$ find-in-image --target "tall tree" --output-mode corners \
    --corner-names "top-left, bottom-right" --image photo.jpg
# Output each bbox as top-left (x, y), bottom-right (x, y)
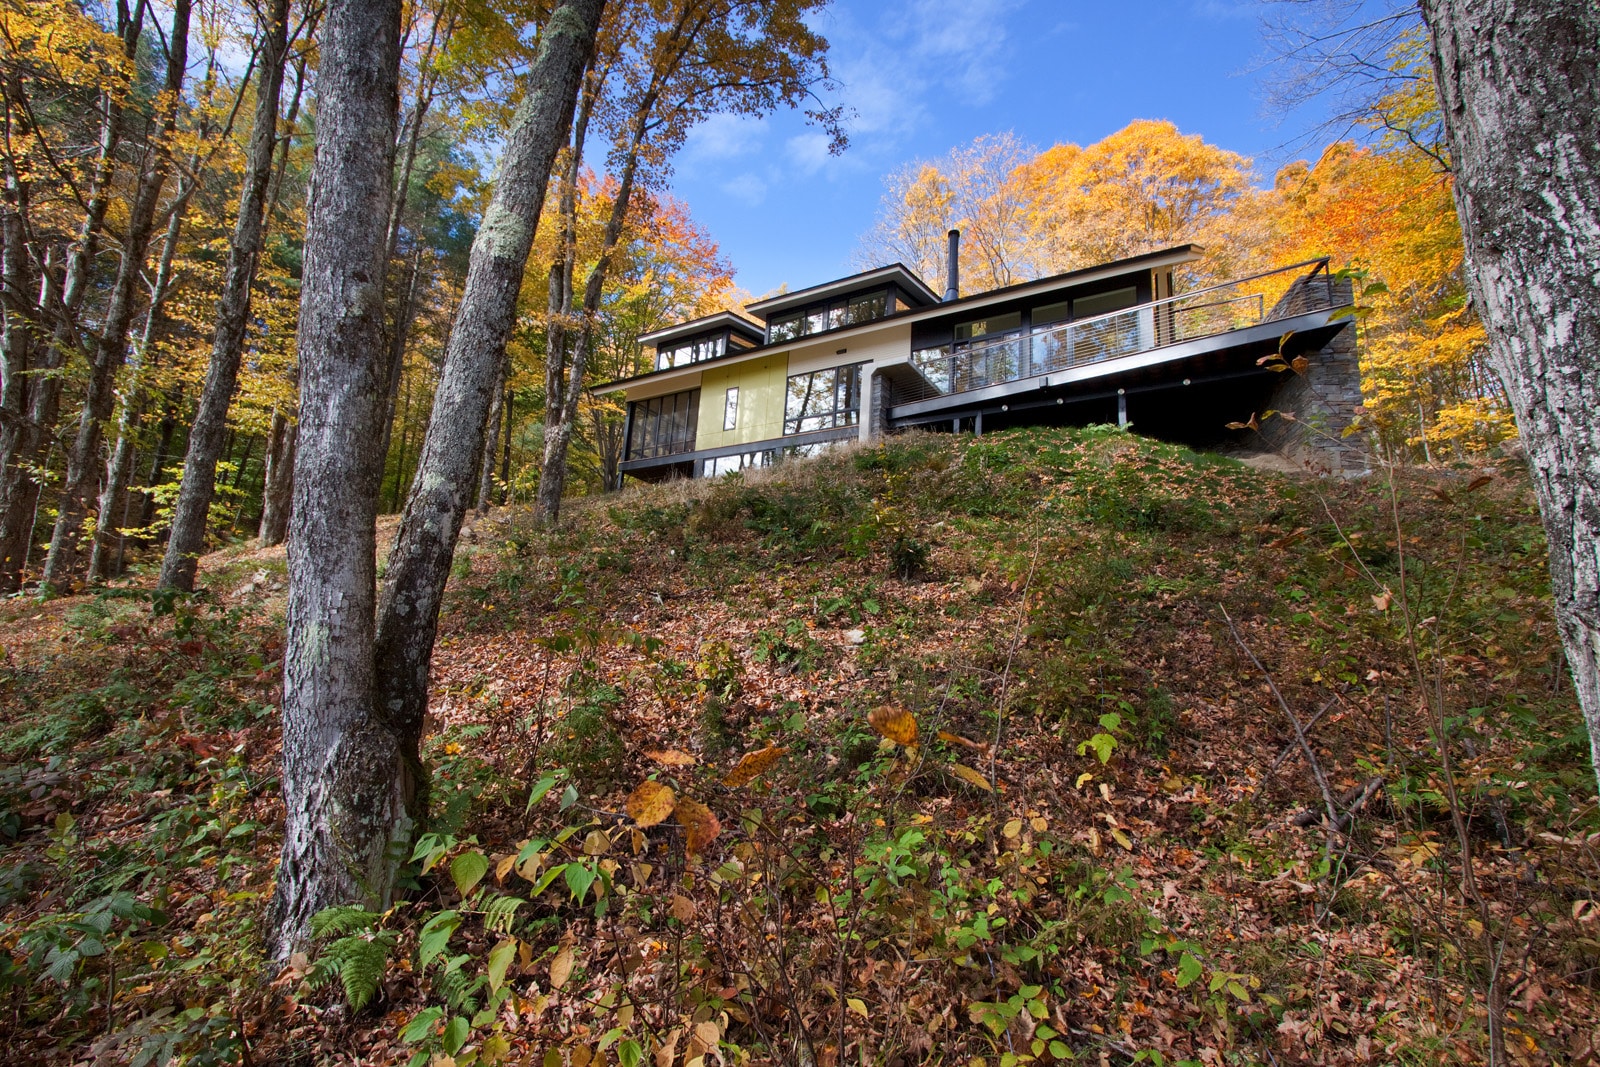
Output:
top-left (535, 0), bottom-right (841, 524)
top-left (271, 0), bottom-right (606, 957)
top-left (1419, 1), bottom-right (1600, 790)
top-left (41, 0), bottom-right (192, 588)
top-left (158, 0), bottom-right (292, 591)
top-left (370, 0), bottom-right (605, 842)
top-left (268, 0), bottom-right (406, 957)
top-left (0, 0), bottom-right (145, 591)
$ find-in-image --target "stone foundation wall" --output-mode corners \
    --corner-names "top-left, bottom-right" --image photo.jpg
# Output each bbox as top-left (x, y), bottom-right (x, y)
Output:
top-left (1257, 319), bottom-right (1368, 473)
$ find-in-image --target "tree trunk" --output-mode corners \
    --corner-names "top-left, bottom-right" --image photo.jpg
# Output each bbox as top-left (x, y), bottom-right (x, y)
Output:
top-left (376, 248), bottom-right (422, 483)
top-left (0, 2), bottom-right (145, 592)
top-left (475, 357), bottom-right (506, 514)
top-left (1421, 0), bottom-right (1600, 818)
top-left (372, 0), bottom-right (604, 782)
top-left (88, 203), bottom-right (186, 580)
top-left (535, 92), bottom-right (650, 526)
top-left (160, 0), bottom-right (289, 592)
top-left (267, 0), bottom-right (405, 960)
top-left (257, 409), bottom-right (295, 547)
top-left (42, 0), bottom-right (191, 590)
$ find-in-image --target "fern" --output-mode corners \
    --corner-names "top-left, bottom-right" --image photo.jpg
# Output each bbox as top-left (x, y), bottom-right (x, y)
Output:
top-left (311, 905), bottom-right (382, 939)
top-left (306, 906), bottom-right (395, 1013)
top-left (481, 894), bottom-right (524, 934)
top-left (333, 935), bottom-right (391, 1012)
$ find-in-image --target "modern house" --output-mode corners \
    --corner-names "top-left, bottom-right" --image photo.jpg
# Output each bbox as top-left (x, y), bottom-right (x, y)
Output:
top-left (596, 233), bottom-right (1362, 482)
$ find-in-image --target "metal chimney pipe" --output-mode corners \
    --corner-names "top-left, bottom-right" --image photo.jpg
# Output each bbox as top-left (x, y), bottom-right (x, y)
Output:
top-left (943, 228), bottom-right (960, 302)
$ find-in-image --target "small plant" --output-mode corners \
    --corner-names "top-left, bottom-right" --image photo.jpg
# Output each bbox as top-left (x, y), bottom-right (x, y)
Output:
top-left (306, 906), bottom-right (396, 1013)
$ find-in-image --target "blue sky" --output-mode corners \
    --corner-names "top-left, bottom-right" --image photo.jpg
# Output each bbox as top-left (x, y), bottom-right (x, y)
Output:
top-left (667, 0), bottom-right (1343, 298)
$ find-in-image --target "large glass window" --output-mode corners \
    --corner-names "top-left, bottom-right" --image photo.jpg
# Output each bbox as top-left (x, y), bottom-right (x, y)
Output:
top-left (626, 389), bottom-right (700, 460)
top-left (784, 363), bottom-right (864, 435)
top-left (954, 311), bottom-right (1021, 342)
top-left (765, 289), bottom-right (893, 344)
top-left (655, 332), bottom-right (726, 371)
top-left (723, 387), bottom-right (739, 431)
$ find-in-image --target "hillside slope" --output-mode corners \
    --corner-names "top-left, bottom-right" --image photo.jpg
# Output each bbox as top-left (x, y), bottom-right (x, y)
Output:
top-left (1, 426), bottom-right (1593, 1066)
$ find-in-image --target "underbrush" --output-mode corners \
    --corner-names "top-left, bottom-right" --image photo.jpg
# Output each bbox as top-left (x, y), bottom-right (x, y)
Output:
top-left (2, 425), bottom-right (1594, 1065)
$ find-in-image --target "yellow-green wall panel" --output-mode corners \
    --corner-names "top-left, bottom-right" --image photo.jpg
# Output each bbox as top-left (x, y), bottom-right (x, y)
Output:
top-left (695, 353), bottom-right (790, 450)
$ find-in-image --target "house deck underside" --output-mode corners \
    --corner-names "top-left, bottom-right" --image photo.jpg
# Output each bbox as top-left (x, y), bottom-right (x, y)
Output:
top-left (886, 309), bottom-right (1347, 446)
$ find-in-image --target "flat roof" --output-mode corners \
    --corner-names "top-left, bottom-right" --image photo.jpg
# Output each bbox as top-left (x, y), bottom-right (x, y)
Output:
top-left (744, 263), bottom-right (941, 318)
top-left (597, 244), bottom-right (1204, 393)
top-left (637, 310), bottom-right (765, 347)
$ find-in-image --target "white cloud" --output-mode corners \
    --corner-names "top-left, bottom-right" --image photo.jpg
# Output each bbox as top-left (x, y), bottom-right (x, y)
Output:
top-left (785, 133), bottom-right (836, 176)
top-left (682, 113), bottom-right (768, 164)
top-left (822, 0), bottom-right (1023, 150)
top-left (721, 173), bottom-right (769, 206)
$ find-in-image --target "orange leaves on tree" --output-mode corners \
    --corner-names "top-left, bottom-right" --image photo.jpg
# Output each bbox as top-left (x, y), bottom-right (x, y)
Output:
top-left (722, 744), bottom-right (786, 788)
top-left (868, 705), bottom-right (918, 745)
top-left (674, 797), bottom-right (721, 857)
top-left (626, 780), bottom-right (676, 828)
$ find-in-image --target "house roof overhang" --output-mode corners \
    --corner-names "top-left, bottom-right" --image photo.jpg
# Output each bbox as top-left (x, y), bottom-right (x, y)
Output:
top-left (744, 263), bottom-right (941, 319)
top-left (595, 245), bottom-right (1205, 395)
top-left (638, 310), bottom-right (764, 348)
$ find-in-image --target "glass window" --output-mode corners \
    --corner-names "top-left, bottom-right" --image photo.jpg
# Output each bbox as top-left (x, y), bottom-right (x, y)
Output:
top-left (723, 387), bottom-right (739, 431)
top-left (954, 311), bottom-right (1021, 341)
top-left (804, 307), bottom-right (828, 336)
top-left (703, 449), bottom-right (774, 477)
top-left (847, 290), bottom-right (888, 325)
top-left (1032, 300), bottom-right (1071, 327)
top-left (784, 363), bottom-right (864, 435)
top-left (626, 389), bottom-right (700, 459)
top-left (1072, 287), bottom-right (1138, 320)
top-left (769, 314), bottom-right (802, 343)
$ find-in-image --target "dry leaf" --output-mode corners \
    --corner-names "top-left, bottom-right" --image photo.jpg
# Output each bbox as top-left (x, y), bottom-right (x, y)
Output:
top-left (494, 853), bottom-right (516, 883)
top-left (722, 744), bottom-right (787, 788)
top-left (549, 945), bottom-right (574, 990)
top-left (690, 1020), bottom-right (721, 1056)
top-left (949, 762), bottom-right (993, 792)
top-left (1465, 474), bottom-right (1493, 493)
top-left (676, 797), bottom-right (722, 856)
top-left (868, 704), bottom-right (918, 745)
top-left (582, 829), bottom-right (611, 856)
top-left (644, 748), bottom-right (697, 766)
top-left (626, 780), bottom-right (677, 828)
top-left (670, 893), bottom-right (696, 921)
top-left (937, 729), bottom-right (988, 752)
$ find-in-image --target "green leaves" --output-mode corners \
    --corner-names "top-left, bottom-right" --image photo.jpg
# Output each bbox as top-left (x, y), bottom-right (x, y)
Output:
top-left (450, 850), bottom-right (490, 898)
top-left (417, 910), bottom-right (461, 969)
top-left (1176, 951), bottom-right (1203, 988)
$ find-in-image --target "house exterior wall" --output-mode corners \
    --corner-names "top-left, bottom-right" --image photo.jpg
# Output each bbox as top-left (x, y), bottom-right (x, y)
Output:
top-left (694, 353), bottom-right (790, 452)
top-left (1258, 318), bottom-right (1368, 472)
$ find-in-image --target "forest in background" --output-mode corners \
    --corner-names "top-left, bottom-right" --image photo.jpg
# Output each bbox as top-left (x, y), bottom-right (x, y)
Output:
top-left (0, 0), bottom-right (1505, 601)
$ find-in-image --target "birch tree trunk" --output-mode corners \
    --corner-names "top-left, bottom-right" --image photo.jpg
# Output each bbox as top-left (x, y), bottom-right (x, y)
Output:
top-left (42, 0), bottom-right (191, 589)
top-left (1421, 0), bottom-right (1600, 795)
top-left (160, 0), bottom-right (290, 592)
top-left (267, 0), bottom-right (404, 958)
top-left (373, 0), bottom-right (605, 759)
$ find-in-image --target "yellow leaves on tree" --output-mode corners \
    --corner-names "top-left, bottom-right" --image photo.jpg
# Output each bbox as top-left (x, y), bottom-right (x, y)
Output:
top-left (858, 122), bottom-right (1259, 293)
top-left (1265, 33), bottom-right (1510, 459)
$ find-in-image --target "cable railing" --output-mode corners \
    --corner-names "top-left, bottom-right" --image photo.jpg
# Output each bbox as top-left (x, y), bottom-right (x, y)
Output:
top-left (897, 258), bottom-right (1346, 406)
